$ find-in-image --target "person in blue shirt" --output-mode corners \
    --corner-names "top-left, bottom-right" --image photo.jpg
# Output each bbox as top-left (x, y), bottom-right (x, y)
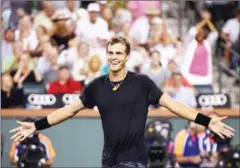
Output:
top-left (174, 121), bottom-right (203, 168)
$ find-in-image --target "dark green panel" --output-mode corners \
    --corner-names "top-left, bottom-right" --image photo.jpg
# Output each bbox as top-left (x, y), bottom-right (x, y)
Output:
top-left (1, 117), bottom-right (239, 167)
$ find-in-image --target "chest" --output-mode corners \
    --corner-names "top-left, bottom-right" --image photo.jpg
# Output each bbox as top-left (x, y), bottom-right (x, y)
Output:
top-left (95, 80), bottom-right (146, 108)
top-left (184, 136), bottom-right (200, 155)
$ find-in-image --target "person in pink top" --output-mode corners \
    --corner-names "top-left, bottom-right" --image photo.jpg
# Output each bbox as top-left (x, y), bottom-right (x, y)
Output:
top-left (127, 1), bottom-right (161, 21)
top-left (181, 11), bottom-right (218, 86)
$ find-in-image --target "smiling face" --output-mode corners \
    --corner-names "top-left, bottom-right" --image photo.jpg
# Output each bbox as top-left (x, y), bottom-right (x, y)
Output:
top-left (107, 43), bottom-right (128, 73)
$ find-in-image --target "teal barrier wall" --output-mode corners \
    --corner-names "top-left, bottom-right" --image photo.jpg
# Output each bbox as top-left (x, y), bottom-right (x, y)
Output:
top-left (2, 117), bottom-right (239, 167)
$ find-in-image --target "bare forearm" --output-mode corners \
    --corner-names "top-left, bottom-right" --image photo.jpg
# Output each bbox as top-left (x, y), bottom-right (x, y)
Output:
top-left (167, 100), bottom-right (198, 121)
top-left (33, 69), bottom-right (42, 82)
top-left (160, 93), bottom-right (198, 121)
top-left (47, 99), bottom-right (84, 126)
top-left (195, 20), bottom-right (206, 32)
top-left (13, 70), bottom-right (22, 82)
top-left (175, 156), bottom-right (190, 163)
top-left (206, 20), bottom-right (217, 32)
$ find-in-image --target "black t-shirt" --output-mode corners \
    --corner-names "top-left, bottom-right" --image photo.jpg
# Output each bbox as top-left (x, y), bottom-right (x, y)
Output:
top-left (80, 71), bottom-right (163, 166)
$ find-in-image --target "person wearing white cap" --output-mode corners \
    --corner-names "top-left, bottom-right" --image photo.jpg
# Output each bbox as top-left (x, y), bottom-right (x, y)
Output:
top-left (75, 2), bottom-right (109, 48)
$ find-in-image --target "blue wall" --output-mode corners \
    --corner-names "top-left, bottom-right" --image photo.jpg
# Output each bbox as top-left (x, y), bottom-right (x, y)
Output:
top-left (2, 117), bottom-right (239, 167)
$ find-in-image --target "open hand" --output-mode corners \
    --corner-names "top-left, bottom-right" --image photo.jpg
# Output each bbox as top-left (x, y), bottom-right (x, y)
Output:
top-left (9, 121), bottom-right (36, 142)
top-left (208, 116), bottom-right (234, 139)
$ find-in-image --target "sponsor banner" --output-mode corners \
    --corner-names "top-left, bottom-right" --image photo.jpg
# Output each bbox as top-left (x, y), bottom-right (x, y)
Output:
top-left (24, 94), bottom-right (81, 109)
top-left (196, 93), bottom-right (231, 108)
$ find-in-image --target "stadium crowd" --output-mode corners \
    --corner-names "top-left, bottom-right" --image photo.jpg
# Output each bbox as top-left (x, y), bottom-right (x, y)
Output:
top-left (2, 0), bottom-right (239, 109)
top-left (1, 1), bottom-right (240, 167)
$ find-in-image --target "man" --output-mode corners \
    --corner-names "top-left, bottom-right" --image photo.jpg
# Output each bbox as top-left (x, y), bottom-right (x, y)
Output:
top-left (10, 36), bottom-right (234, 168)
top-left (164, 72), bottom-right (197, 107)
top-left (48, 65), bottom-right (84, 94)
top-left (174, 121), bottom-right (203, 168)
top-left (221, 8), bottom-right (240, 66)
top-left (75, 2), bottom-right (109, 48)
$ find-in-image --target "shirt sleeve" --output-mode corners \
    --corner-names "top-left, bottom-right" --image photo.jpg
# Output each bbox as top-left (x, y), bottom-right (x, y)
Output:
top-left (140, 75), bottom-right (163, 105)
top-left (79, 79), bottom-right (96, 109)
top-left (174, 130), bottom-right (187, 156)
top-left (222, 20), bottom-right (231, 34)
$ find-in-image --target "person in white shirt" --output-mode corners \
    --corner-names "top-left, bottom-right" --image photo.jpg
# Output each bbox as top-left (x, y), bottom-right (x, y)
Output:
top-left (58, 42), bottom-right (90, 82)
top-left (75, 3), bottom-right (109, 48)
top-left (59, 0), bottom-right (89, 22)
top-left (221, 8), bottom-right (240, 66)
top-left (181, 11), bottom-right (218, 86)
top-left (129, 6), bottom-right (161, 45)
top-left (15, 15), bottom-right (38, 52)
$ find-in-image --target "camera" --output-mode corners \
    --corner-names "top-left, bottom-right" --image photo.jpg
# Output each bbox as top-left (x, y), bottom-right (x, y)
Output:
top-left (216, 144), bottom-right (240, 168)
top-left (16, 132), bottom-right (47, 168)
top-left (145, 119), bottom-right (174, 168)
top-left (16, 118), bottom-right (48, 168)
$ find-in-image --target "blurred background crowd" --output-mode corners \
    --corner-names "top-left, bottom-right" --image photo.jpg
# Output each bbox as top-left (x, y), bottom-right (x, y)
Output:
top-left (1, 0), bottom-right (240, 168)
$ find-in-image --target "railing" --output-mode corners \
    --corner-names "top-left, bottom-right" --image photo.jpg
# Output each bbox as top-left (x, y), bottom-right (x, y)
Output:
top-left (1, 108), bottom-right (239, 118)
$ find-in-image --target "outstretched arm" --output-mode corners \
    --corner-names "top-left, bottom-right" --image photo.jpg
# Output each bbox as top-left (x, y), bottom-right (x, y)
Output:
top-left (10, 98), bottom-right (85, 142)
top-left (159, 93), bottom-right (234, 139)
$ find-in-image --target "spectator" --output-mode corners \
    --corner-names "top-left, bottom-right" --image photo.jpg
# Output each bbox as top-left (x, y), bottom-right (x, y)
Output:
top-left (30, 26), bottom-right (49, 57)
top-left (127, 1), bottom-right (161, 21)
top-left (102, 7), bottom-right (113, 31)
top-left (174, 121), bottom-right (203, 168)
top-left (2, 40), bottom-right (25, 74)
top-left (1, 73), bottom-right (24, 108)
top-left (129, 5), bottom-right (160, 45)
top-left (7, 0), bottom-right (29, 29)
top-left (13, 53), bottom-right (42, 85)
top-left (9, 117), bottom-right (56, 166)
top-left (48, 65), bottom-right (83, 94)
top-left (37, 42), bottom-right (59, 88)
top-left (75, 3), bottom-right (109, 48)
top-left (164, 72), bottom-right (197, 107)
top-left (15, 15), bottom-right (38, 52)
top-left (197, 121), bottom-right (218, 167)
top-left (1, 27), bottom-right (15, 59)
top-left (164, 60), bottom-right (194, 90)
top-left (33, 1), bottom-right (55, 33)
top-left (221, 8), bottom-right (240, 66)
top-left (85, 55), bottom-right (102, 85)
top-left (61, 0), bottom-right (88, 22)
top-left (181, 11), bottom-right (218, 86)
top-left (58, 42), bottom-right (89, 81)
top-left (51, 10), bottom-right (76, 51)
top-left (142, 50), bottom-right (168, 89)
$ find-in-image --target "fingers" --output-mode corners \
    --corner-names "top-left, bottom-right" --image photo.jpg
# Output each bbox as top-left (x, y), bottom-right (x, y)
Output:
top-left (10, 132), bottom-right (21, 140)
top-left (13, 134), bottom-right (24, 142)
top-left (223, 124), bottom-right (235, 132)
top-left (221, 129), bottom-right (233, 138)
top-left (9, 126), bottom-right (22, 133)
top-left (217, 132), bottom-right (225, 140)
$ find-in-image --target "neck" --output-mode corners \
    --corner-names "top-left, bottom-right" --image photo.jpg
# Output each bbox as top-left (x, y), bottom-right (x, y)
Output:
top-left (59, 79), bottom-right (68, 85)
top-left (151, 64), bottom-right (160, 70)
top-left (109, 68), bottom-right (126, 82)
